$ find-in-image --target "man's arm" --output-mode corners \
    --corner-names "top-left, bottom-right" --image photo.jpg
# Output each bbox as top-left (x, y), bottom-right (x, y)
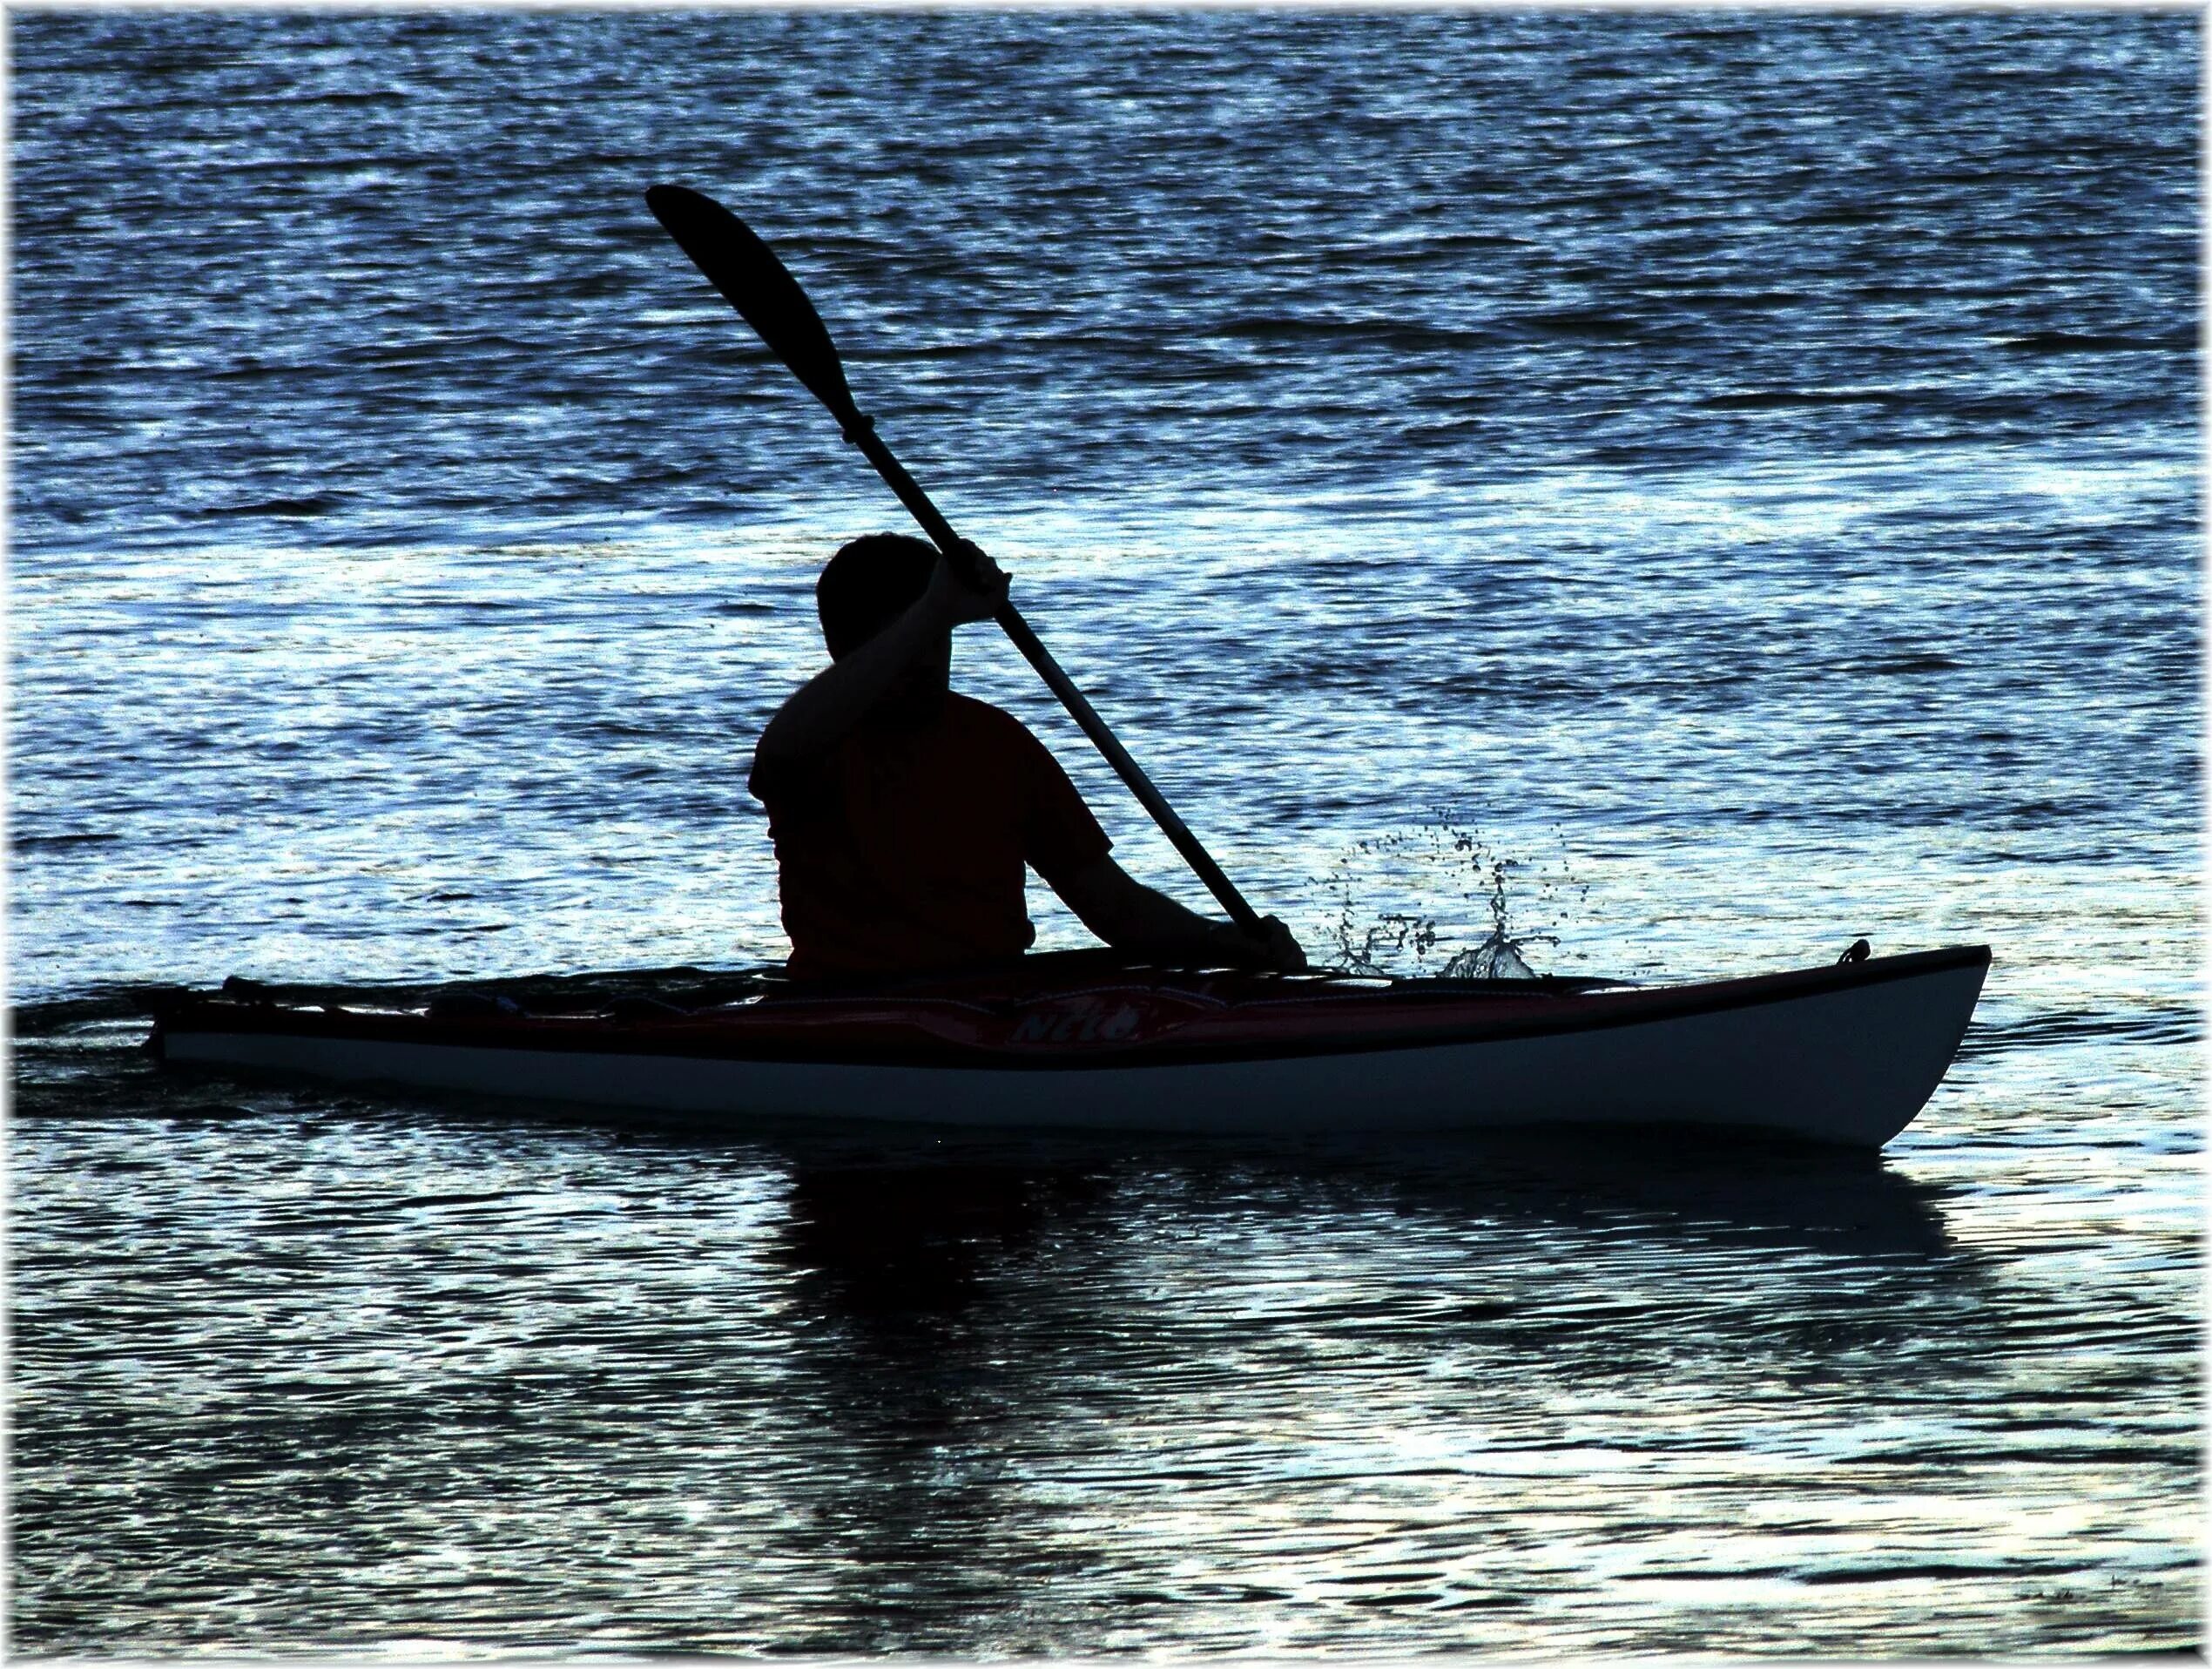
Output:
top-left (1053, 855), bottom-right (1307, 971)
top-left (753, 544), bottom-right (1005, 771)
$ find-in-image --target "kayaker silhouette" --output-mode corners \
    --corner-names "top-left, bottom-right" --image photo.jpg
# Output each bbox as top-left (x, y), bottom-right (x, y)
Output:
top-left (749, 532), bottom-right (1308, 982)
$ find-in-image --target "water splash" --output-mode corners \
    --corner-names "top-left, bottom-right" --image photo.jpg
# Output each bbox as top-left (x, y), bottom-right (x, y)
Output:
top-left (1313, 814), bottom-right (1588, 980)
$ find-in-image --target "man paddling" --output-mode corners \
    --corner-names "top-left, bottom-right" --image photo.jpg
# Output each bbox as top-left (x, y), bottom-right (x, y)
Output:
top-left (750, 533), bottom-right (1307, 981)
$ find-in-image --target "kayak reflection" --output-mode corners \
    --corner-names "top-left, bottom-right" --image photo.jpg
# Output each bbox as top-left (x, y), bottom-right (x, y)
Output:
top-left (773, 1159), bottom-right (1112, 1318)
top-left (754, 1127), bottom-right (1960, 1332)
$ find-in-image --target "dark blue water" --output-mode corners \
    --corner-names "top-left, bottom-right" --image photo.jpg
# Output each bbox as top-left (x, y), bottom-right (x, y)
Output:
top-left (10, 10), bottom-right (2201, 1655)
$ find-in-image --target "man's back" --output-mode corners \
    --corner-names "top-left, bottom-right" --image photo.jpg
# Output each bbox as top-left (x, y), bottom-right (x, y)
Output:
top-left (752, 693), bottom-right (1109, 980)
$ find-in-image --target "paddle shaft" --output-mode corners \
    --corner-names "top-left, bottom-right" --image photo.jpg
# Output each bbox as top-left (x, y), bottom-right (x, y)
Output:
top-left (845, 420), bottom-right (1264, 937)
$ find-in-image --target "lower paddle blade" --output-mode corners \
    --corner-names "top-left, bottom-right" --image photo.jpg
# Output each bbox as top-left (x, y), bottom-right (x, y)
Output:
top-left (645, 184), bottom-right (862, 426)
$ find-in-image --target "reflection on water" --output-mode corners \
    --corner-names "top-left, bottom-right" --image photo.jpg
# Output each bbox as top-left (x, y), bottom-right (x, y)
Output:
top-left (779, 1158), bottom-right (1113, 1316)
top-left (10, 1017), bottom-right (2198, 1653)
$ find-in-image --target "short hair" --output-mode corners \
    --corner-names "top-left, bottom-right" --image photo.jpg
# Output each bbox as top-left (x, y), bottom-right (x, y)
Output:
top-left (815, 533), bottom-right (937, 659)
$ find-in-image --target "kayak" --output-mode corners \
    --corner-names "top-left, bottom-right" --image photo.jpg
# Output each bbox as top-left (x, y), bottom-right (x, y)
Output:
top-left (145, 943), bottom-right (1990, 1149)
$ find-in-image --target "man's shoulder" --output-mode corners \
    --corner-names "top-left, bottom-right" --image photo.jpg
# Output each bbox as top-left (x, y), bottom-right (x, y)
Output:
top-left (943, 692), bottom-right (1041, 746)
top-left (941, 693), bottom-right (1071, 786)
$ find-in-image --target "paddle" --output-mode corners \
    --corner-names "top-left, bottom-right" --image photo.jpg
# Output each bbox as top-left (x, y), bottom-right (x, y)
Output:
top-left (644, 182), bottom-right (1267, 939)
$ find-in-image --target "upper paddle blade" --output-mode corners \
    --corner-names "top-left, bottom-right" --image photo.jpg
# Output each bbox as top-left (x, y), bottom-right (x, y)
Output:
top-left (645, 183), bottom-right (862, 425)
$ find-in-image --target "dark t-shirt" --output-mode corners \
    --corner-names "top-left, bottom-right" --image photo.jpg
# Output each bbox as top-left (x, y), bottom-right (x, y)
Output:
top-left (749, 693), bottom-right (1111, 980)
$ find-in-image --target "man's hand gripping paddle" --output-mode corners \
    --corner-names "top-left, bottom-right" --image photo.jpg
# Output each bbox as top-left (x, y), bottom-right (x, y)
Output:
top-left (644, 183), bottom-right (1271, 944)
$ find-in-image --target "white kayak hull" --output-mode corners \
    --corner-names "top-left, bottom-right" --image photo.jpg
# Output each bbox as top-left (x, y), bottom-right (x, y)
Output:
top-left (156, 947), bottom-right (1990, 1149)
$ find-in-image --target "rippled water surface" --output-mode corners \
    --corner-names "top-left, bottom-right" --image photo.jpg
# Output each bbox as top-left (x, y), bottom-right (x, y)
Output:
top-left (9, 10), bottom-right (2202, 1656)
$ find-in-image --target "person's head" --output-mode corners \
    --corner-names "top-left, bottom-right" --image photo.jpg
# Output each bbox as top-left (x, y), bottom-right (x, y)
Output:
top-left (816, 532), bottom-right (950, 720)
top-left (816, 532), bottom-right (937, 659)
